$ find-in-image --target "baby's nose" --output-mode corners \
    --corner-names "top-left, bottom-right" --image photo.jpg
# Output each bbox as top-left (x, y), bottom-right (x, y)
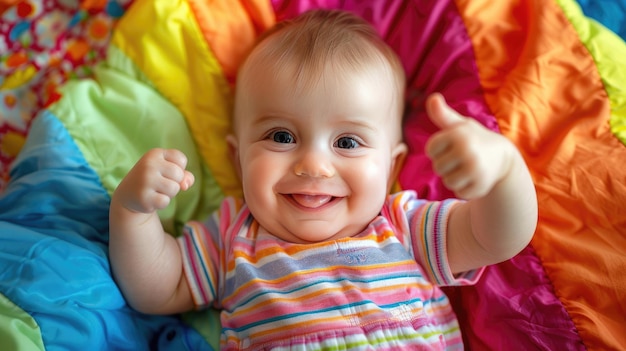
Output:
top-left (293, 149), bottom-right (335, 178)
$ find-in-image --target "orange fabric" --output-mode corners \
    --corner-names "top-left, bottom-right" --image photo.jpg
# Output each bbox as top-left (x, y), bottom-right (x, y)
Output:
top-left (456, 0), bottom-right (626, 349)
top-left (0, 0), bottom-right (19, 15)
top-left (187, 0), bottom-right (275, 84)
top-left (80, 0), bottom-right (107, 11)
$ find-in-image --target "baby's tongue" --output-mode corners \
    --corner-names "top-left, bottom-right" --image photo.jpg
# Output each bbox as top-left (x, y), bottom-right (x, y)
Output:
top-left (292, 194), bottom-right (332, 208)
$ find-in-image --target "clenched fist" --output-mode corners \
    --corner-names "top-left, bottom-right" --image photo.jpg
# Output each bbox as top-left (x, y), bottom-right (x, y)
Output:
top-left (114, 148), bottom-right (195, 214)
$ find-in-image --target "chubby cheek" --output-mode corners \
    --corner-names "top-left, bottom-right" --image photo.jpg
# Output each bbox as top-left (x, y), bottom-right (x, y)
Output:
top-left (343, 156), bottom-right (391, 212)
top-left (240, 151), bottom-right (282, 207)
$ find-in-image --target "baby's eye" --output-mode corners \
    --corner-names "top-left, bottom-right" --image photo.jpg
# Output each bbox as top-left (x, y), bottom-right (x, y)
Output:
top-left (335, 136), bottom-right (359, 149)
top-left (271, 131), bottom-right (295, 144)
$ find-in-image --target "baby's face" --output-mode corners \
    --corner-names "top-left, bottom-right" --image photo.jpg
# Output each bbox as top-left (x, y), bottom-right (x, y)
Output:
top-left (230, 62), bottom-right (406, 243)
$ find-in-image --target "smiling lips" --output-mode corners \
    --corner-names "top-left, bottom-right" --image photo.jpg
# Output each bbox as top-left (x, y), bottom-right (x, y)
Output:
top-left (289, 194), bottom-right (336, 209)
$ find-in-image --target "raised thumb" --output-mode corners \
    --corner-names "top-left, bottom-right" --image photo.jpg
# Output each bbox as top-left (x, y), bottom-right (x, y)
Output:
top-left (425, 93), bottom-right (465, 130)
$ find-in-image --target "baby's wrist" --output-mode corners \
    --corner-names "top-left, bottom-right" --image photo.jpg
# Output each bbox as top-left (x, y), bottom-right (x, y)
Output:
top-left (499, 140), bottom-right (524, 182)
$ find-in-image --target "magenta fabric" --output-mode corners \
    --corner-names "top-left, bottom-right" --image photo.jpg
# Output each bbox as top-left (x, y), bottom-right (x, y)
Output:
top-left (271, 1), bottom-right (577, 350)
top-left (271, 0), bottom-right (500, 200)
top-left (446, 249), bottom-right (584, 350)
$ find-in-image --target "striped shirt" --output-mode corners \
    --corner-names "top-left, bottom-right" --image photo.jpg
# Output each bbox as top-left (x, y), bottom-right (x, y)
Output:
top-left (178, 191), bottom-right (483, 350)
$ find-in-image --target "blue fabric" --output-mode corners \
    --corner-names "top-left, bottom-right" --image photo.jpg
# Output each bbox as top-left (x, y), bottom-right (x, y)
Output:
top-left (577, 0), bottom-right (626, 40)
top-left (0, 111), bottom-right (212, 351)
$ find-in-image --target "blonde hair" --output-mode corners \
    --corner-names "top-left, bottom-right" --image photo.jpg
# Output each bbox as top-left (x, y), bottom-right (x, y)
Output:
top-left (235, 9), bottom-right (406, 132)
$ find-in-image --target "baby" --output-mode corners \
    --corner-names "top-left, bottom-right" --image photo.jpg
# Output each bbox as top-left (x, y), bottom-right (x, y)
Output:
top-left (109, 9), bottom-right (537, 350)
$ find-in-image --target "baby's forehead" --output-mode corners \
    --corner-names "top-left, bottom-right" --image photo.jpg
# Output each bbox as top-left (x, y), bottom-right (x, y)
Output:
top-left (234, 62), bottom-right (403, 142)
top-left (238, 53), bottom-right (397, 114)
top-left (240, 41), bottom-right (396, 95)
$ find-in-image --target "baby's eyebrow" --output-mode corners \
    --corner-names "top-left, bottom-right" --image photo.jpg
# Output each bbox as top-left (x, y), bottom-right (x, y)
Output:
top-left (252, 114), bottom-right (291, 124)
top-left (249, 115), bottom-right (290, 129)
top-left (336, 118), bottom-right (378, 133)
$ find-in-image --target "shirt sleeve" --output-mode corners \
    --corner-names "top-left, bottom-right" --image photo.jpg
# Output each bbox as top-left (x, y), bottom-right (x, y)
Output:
top-left (177, 197), bottom-right (243, 309)
top-left (386, 191), bottom-right (484, 287)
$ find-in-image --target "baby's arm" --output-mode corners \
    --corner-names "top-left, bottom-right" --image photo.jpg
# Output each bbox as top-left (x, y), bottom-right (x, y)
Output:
top-left (424, 94), bottom-right (538, 274)
top-left (109, 148), bottom-right (196, 314)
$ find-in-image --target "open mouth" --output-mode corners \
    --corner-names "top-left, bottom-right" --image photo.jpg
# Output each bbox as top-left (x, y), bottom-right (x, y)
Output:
top-left (287, 194), bottom-right (338, 209)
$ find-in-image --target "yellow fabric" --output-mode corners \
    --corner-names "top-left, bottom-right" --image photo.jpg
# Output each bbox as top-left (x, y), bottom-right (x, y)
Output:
top-left (0, 64), bottom-right (37, 90)
top-left (111, 0), bottom-right (242, 198)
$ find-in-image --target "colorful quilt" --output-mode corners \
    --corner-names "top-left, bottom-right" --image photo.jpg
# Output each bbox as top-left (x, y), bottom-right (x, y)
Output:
top-left (0, 0), bottom-right (625, 350)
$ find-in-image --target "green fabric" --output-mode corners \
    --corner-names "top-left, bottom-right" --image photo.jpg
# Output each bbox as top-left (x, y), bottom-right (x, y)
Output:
top-left (105, 45), bottom-right (156, 92)
top-left (106, 33), bottom-right (224, 346)
top-left (49, 57), bottom-right (223, 235)
top-left (49, 39), bottom-right (224, 345)
top-left (0, 293), bottom-right (44, 351)
top-left (183, 309), bottom-right (222, 351)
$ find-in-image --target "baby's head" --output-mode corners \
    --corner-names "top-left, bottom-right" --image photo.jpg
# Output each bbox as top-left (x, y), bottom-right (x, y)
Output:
top-left (234, 9), bottom-right (406, 141)
top-left (229, 9), bottom-right (408, 243)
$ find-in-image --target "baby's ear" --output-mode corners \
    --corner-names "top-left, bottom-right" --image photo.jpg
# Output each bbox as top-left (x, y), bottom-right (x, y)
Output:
top-left (388, 142), bottom-right (408, 192)
top-left (226, 135), bottom-right (242, 180)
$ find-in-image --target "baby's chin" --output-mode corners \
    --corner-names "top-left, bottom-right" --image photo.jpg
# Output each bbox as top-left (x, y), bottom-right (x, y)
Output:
top-left (268, 222), bottom-right (365, 244)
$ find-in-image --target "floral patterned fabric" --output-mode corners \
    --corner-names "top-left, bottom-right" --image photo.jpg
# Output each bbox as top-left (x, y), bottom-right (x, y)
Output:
top-left (0, 0), bottom-right (132, 191)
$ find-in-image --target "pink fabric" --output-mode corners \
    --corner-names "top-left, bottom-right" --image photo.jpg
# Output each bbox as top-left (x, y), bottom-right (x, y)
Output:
top-left (446, 248), bottom-right (584, 350)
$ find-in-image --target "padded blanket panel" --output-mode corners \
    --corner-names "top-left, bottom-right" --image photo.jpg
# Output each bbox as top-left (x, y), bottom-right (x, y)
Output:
top-left (1, 0), bottom-right (625, 350)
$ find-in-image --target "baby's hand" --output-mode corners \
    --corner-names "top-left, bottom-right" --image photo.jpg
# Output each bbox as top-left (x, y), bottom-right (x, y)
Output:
top-left (425, 93), bottom-right (514, 199)
top-left (115, 148), bottom-right (195, 214)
